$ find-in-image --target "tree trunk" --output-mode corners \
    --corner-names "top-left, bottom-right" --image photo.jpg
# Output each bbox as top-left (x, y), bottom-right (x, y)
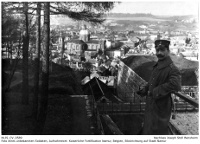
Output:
top-left (35, 2), bottom-right (50, 134)
top-left (32, 2), bottom-right (41, 120)
top-left (10, 41), bottom-right (13, 65)
top-left (61, 36), bottom-right (65, 65)
top-left (22, 2), bottom-right (29, 105)
top-left (5, 36), bottom-right (22, 92)
top-left (6, 42), bottom-right (8, 59)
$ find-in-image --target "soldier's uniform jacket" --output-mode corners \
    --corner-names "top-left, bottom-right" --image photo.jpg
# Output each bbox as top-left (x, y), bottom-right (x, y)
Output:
top-left (142, 56), bottom-right (181, 135)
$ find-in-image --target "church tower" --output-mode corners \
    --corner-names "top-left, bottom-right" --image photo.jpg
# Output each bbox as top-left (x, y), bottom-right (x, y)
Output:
top-left (79, 24), bottom-right (90, 42)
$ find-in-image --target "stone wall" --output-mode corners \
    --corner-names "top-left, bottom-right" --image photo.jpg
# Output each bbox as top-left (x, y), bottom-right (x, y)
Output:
top-left (116, 61), bottom-right (147, 102)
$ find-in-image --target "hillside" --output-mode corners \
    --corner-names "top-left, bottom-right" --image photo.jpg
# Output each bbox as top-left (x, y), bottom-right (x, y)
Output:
top-left (2, 62), bottom-right (84, 134)
top-left (123, 54), bottom-right (198, 70)
top-left (122, 55), bottom-right (157, 70)
top-left (123, 54), bottom-right (198, 86)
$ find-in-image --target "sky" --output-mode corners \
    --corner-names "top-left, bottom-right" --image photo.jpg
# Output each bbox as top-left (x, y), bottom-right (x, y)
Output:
top-left (110, 0), bottom-right (199, 16)
top-left (1, 0), bottom-right (199, 16)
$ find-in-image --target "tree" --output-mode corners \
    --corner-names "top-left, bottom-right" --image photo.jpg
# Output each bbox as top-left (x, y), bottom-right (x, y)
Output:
top-left (2, 2), bottom-right (37, 104)
top-left (61, 32), bottom-right (65, 65)
top-left (21, 2), bottom-right (30, 104)
top-left (50, 29), bottom-right (59, 43)
top-left (32, 2), bottom-right (41, 120)
top-left (34, 2), bottom-right (50, 134)
top-left (3, 2), bottom-right (116, 134)
top-left (2, 4), bottom-right (23, 92)
top-left (49, 2), bottom-right (115, 24)
top-left (2, 3), bottom-right (22, 60)
top-left (82, 61), bottom-right (94, 72)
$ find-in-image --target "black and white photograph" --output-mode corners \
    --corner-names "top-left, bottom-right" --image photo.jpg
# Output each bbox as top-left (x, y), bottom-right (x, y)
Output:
top-left (1, 0), bottom-right (199, 143)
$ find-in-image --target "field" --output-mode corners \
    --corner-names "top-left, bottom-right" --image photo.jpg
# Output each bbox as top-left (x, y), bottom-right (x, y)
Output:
top-left (107, 16), bottom-right (169, 22)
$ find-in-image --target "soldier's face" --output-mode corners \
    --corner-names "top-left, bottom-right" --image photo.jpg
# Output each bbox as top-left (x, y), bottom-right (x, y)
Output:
top-left (155, 46), bottom-right (169, 60)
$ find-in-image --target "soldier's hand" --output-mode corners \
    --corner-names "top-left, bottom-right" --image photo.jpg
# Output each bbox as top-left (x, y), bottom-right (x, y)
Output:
top-left (147, 91), bottom-right (152, 97)
top-left (136, 89), bottom-right (146, 97)
top-left (139, 84), bottom-right (146, 91)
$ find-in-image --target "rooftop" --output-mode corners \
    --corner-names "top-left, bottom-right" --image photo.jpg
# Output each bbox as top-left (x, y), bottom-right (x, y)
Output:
top-left (86, 40), bottom-right (100, 44)
top-left (67, 39), bottom-right (85, 44)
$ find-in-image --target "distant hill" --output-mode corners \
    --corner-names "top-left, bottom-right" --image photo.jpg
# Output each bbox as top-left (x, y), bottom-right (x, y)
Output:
top-left (105, 13), bottom-right (197, 21)
top-left (50, 13), bottom-right (197, 33)
top-left (106, 13), bottom-right (155, 18)
top-left (51, 13), bottom-right (196, 25)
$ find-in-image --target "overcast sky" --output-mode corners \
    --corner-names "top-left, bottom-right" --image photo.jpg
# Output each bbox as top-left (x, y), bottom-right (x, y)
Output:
top-left (111, 0), bottom-right (199, 16)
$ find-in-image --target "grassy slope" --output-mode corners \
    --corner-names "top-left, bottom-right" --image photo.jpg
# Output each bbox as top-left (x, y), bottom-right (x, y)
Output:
top-left (2, 62), bottom-right (83, 135)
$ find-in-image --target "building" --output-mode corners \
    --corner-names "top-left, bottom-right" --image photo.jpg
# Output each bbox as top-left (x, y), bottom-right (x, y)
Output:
top-left (84, 40), bottom-right (101, 60)
top-left (65, 39), bottom-right (86, 56)
top-left (64, 24), bottom-right (104, 61)
top-left (86, 40), bottom-right (101, 51)
top-left (105, 47), bottom-right (124, 59)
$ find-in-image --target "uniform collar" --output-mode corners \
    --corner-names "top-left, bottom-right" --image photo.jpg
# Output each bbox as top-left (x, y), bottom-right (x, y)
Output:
top-left (153, 56), bottom-right (173, 69)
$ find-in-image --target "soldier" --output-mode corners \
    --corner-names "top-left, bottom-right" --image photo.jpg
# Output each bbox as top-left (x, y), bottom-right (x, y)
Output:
top-left (137, 39), bottom-right (181, 135)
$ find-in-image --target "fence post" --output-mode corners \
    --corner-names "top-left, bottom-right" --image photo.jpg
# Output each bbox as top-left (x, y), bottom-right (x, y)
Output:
top-left (103, 102), bottom-right (105, 113)
top-left (134, 93), bottom-right (136, 103)
top-left (121, 102), bottom-right (122, 112)
top-left (112, 102), bottom-right (113, 113)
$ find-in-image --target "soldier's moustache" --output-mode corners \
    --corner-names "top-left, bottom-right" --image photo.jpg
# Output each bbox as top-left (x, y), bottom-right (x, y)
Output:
top-left (157, 54), bottom-right (164, 58)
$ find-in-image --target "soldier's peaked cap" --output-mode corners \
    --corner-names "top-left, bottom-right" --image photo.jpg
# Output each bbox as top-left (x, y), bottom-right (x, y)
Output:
top-left (155, 39), bottom-right (170, 47)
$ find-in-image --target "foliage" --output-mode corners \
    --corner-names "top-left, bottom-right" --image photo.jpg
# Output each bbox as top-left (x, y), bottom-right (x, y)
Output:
top-left (82, 61), bottom-right (93, 72)
top-left (2, 2), bottom-right (116, 46)
top-left (50, 2), bottom-right (116, 24)
top-left (2, 1), bottom-right (116, 134)
top-left (50, 29), bottom-right (60, 43)
top-left (2, 5), bottom-right (22, 44)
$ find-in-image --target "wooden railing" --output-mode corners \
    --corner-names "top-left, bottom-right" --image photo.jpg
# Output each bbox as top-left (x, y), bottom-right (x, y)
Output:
top-left (97, 91), bottom-right (198, 114)
top-left (173, 92), bottom-right (198, 108)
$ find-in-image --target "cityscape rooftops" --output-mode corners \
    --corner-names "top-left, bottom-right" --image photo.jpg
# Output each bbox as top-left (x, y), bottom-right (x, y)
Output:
top-left (86, 40), bottom-right (100, 44)
top-left (67, 39), bottom-right (85, 44)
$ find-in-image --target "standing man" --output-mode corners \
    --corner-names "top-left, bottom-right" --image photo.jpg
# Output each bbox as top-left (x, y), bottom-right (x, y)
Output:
top-left (137, 39), bottom-right (181, 135)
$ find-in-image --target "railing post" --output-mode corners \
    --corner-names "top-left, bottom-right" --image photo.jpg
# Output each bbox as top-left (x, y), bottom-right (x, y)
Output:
top-left (103, 102), bottom-right (105, 113)
top-left (174, 94), bottom-right (177, 112)
top-left (105, 102), bottom-right (107, 114)
top-left (134, 93), bottom-right (136, 103)
top-left (112, 102), bottom-right (113, 113)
